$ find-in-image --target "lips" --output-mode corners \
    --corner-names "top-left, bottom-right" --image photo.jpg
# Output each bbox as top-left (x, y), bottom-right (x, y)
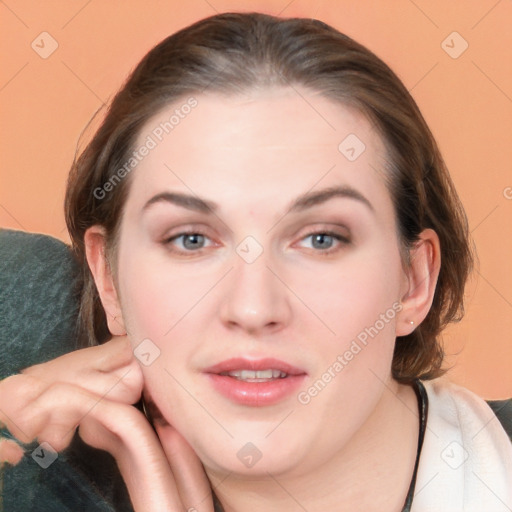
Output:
top-left (203, 357), bottom-right (307, 406)
top-left (203, 357), bottom-right (307, 377)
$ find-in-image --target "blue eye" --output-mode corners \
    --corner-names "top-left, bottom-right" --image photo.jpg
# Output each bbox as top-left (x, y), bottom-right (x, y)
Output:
top-left (299, 231), bottom-right (350, 254)
top-left (179, 233), bottom-right (206, 250)
top-left (310, 233), bottom-right (335, 250)
top-left (165, 232), bottom-right (212, 252)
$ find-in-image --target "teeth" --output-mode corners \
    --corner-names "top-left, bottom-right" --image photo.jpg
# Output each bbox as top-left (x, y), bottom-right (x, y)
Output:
top-left (221, 369), bottom-right (288, 381)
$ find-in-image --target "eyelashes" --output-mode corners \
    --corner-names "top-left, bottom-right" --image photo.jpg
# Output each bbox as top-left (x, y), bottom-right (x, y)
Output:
top-left (162, 227), bottom-right (351, 257)
top-left (296, 230), bottom-right (351, 254)
top-left (165, 231), bottom-right (213, 252)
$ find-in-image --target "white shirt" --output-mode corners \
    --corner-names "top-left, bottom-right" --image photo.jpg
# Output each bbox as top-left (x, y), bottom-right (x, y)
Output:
top-left (412, 378), bottom-right (512, 511)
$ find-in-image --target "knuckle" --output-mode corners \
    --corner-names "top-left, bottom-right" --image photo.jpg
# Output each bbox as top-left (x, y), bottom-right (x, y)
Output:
top-left (45, 381), bottom-right (76, 398)
top-left (78, 415), bottom-right (122, 455)
top-left (6, 413), bottom-right (38, 444)
top-left (39, 429), bottom-right (73, 453)
top-left (2, 373), bottom-right (44, 404)
top-left (116, 337), bottom-right (137, 366)
top-left (20, 362), bottom-right (43, 376)
top-left (1, 373), bottom-right (26, 393)
top-left (35, 382), bottom-right (92, 418)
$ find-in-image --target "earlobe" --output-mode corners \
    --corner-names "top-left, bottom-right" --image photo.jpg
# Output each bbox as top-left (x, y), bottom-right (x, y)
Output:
top-left (396, 229), bottom-right (441, 337)
top-left (84, 226), bottom-right (127, 336)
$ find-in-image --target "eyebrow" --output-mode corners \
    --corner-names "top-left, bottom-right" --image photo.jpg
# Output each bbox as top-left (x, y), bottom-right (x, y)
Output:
top-left (143, 192), bottom-right (218, 214)
top-left (288, 185), bottom-right (374, 214)
top-left (142, 185), bottom-right (374, 215)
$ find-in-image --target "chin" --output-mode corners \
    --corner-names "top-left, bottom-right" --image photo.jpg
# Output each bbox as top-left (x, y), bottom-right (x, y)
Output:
top-left (192, 426), bottom-right (312, 478)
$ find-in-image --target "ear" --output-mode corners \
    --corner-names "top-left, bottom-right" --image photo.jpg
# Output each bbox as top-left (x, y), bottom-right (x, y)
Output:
top-left (84, 226), bottom-right (127, 336)
top-left (396, 228), bottom-right (441, 337)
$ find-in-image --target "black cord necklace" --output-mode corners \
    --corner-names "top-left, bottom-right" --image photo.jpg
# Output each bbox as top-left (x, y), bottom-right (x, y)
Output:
top-left (401, 378), bottom-right (429, 511)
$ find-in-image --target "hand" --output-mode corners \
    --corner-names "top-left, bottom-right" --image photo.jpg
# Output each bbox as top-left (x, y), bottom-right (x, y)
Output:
top-left (0, 336), bottom-right (215, 512)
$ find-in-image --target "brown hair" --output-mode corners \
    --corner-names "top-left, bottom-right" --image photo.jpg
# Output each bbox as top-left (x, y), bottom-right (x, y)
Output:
top-left (65, 12), bottom-right (473, 383)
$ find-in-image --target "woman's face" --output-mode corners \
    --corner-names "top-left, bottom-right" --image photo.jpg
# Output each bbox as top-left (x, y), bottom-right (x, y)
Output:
top-left (113, 87), bottom-right (410, 477)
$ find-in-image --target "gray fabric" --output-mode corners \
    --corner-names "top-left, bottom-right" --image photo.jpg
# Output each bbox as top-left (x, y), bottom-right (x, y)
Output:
top-left (0, 229), bottom-right (81, 378)
top-left (0, 229), bottom-right (133, 512)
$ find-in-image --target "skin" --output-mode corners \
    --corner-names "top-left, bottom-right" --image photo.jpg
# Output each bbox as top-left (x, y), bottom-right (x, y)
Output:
top-left (86, 87), bottom-right (441, 511)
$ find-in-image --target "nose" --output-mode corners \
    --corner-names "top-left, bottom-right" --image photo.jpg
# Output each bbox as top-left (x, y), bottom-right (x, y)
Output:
top-left (218, 249), bottom-right (292, 336)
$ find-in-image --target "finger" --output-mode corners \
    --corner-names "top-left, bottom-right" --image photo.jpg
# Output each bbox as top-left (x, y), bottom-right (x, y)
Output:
top-left (22, 335), bottom-right (132, 376)
top-left (4, 382), bottom-right (119, 450)
top-left (0, 361), bottom-right (141, 449)
top-left (24, 383), bottom-right (102, 449)
top-left (80, 402), bottom-right (189, 512)
top-left (0, 438), bottom-right (24, 466)
top-left (0, 374), bottom-right (45, 441)
top-left (0, 374), bottom-right (92, 445)
top-left (81, 355), bottom-right (143, 405)
top-left (89, 335), bottom-right (135, 372)
top-left (21, 336), bottom-right (144, 404)
top-left (156, 423), bottom-right (214, 512)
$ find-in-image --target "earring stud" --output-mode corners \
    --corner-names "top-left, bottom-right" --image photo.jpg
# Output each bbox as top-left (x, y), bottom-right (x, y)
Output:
top-left (410, 320), bottom-right (414, 325)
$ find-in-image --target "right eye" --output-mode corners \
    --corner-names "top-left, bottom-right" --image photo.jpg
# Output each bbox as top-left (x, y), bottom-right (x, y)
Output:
top-left (163, 230), bottom-right (216, 255)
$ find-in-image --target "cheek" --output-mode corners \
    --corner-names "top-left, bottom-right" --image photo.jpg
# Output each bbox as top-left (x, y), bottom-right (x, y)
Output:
top-left (115, 254), bottom-right (209, 421)
top-left (296, 245), bottom-right (403, 409)
top-left (294, 245), bottom-right (403, 344)
top-left (283, 249), bottom-right (403, 464)
top-left (117, 250), bottom-right (214, 342)
top-left (115, 248), bottom-right (218, 394)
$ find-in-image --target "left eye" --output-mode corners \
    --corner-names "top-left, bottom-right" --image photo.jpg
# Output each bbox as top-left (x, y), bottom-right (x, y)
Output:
top-left (298, 232), bottom-right (350, 252)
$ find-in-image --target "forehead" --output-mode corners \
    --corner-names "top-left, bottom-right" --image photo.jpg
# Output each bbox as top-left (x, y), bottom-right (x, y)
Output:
top-left (128, 87), bottom-right (391, 214)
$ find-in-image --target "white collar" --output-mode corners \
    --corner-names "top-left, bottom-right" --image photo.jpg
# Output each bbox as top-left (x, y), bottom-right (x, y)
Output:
top-left (412, 378), bottom-right (512, 511)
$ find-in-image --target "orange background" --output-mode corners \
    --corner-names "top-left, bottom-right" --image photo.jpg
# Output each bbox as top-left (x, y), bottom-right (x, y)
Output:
top-left (1, 1), bottom-right (511, 398)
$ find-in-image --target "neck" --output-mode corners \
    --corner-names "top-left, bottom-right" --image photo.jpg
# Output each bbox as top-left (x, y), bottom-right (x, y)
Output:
top-left (208, 380), bottom-right (419, 512)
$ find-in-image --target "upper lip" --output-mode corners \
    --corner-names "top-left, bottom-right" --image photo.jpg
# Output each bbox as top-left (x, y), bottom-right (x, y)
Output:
top-left (203, 357), bottom-right (307, 376)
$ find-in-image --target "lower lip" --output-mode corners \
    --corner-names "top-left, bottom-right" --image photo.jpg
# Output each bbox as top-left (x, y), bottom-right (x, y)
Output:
top-left (206, 374), bottom-right (307, 406)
